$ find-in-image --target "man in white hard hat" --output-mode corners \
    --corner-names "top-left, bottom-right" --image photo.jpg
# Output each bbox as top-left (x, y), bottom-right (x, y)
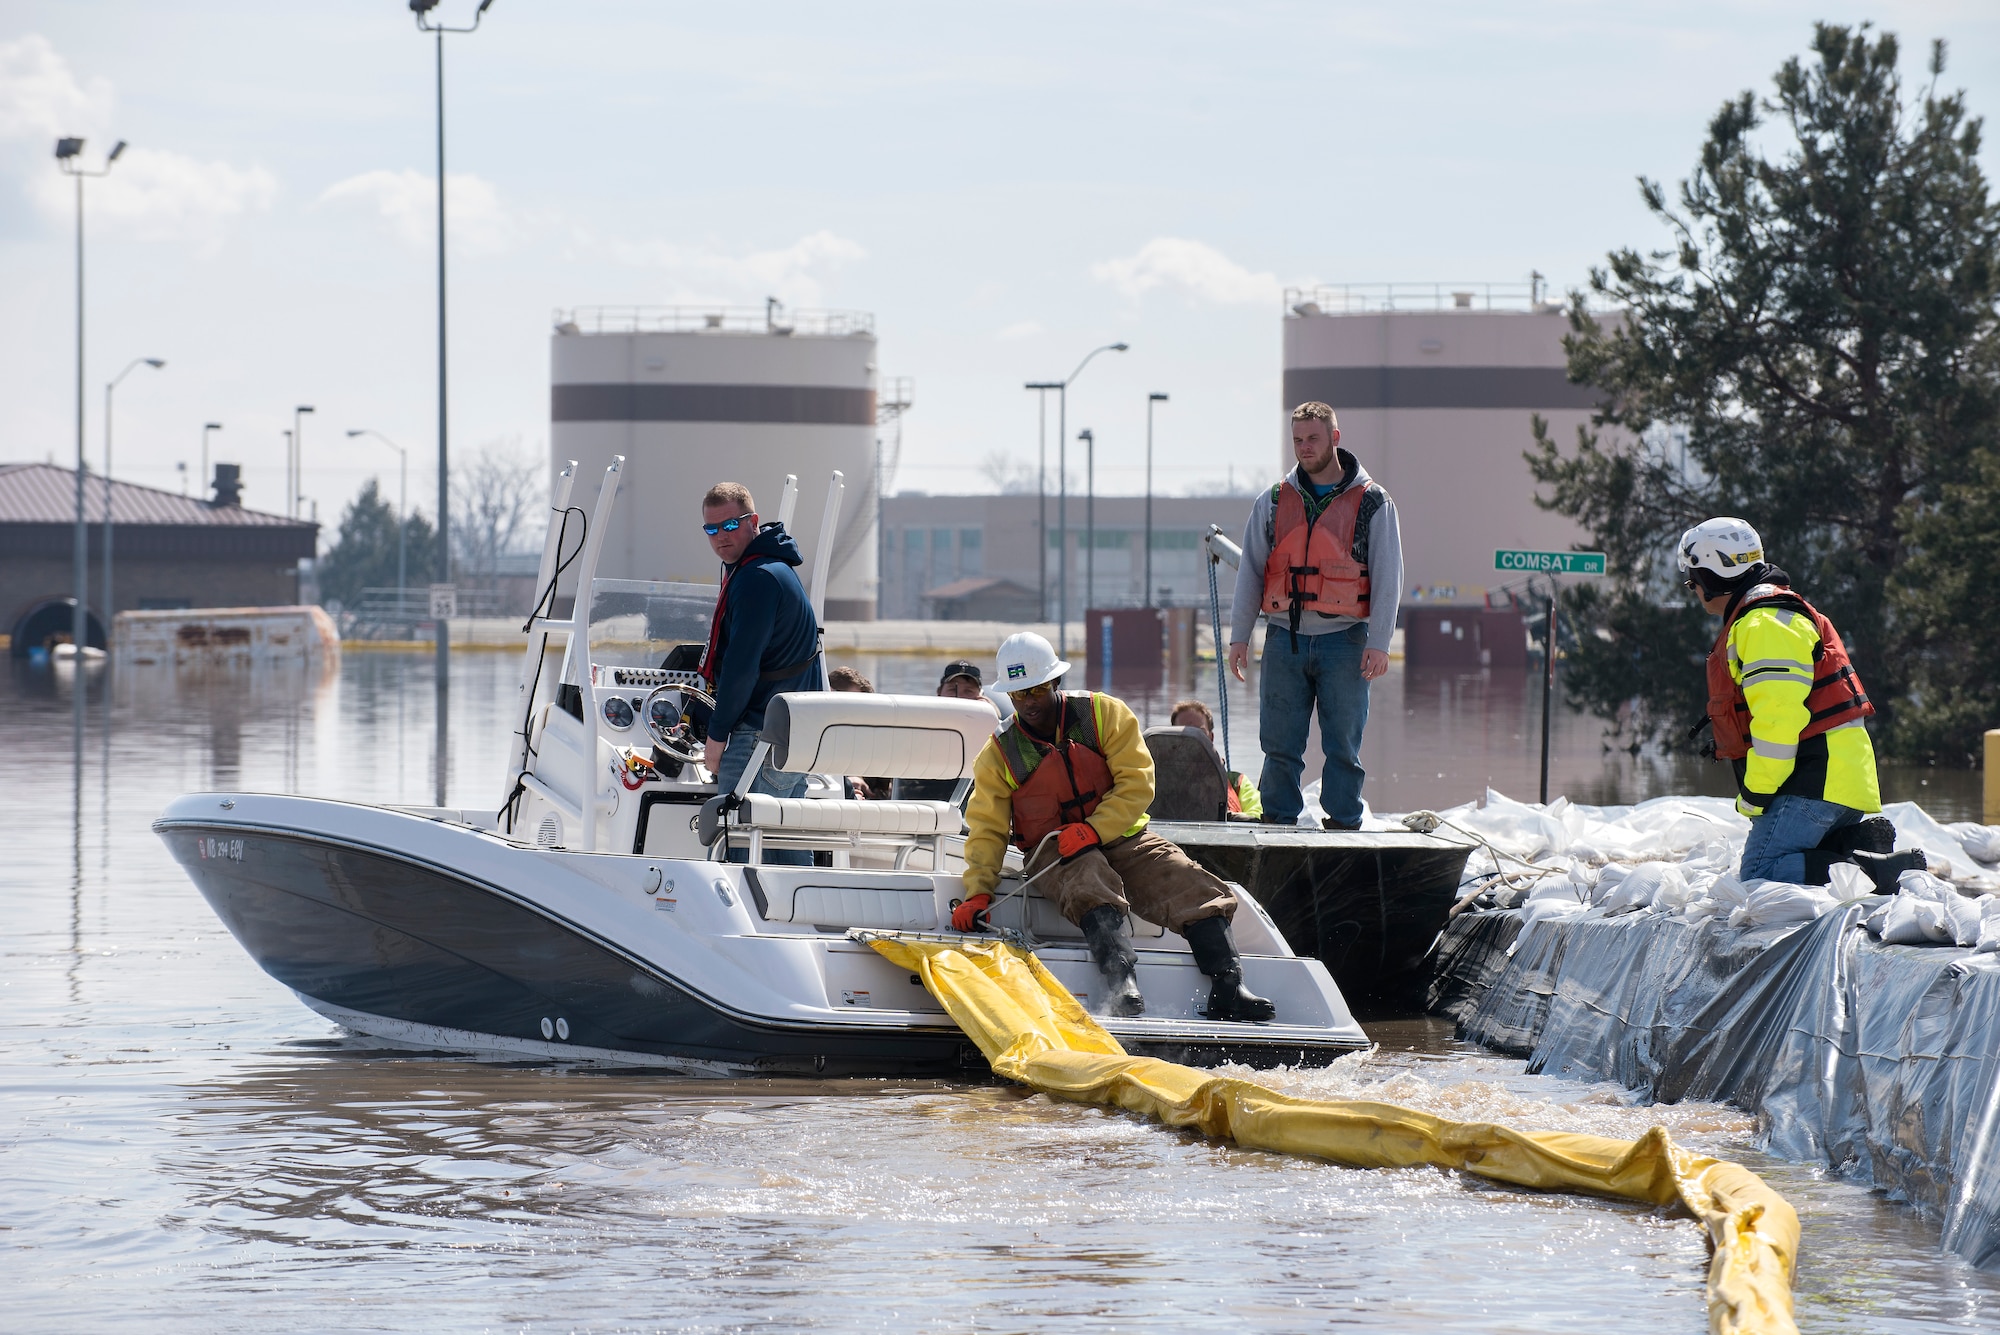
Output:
top-left (1678, 517), bottom-right (1922, 890)
top-left (952, 632), bottom-right (1276, 1022)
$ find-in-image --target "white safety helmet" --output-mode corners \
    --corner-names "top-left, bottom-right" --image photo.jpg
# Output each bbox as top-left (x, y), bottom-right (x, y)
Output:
top-left (1676, 517), bottom-right (1765, 580)
top-left (994, 631), bottom-right (1070, 692)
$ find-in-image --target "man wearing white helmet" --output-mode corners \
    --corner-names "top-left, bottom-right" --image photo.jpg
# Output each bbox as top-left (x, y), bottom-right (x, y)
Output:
top-left (1678, 517), bottom-right (1922, 890)
top-left (951, 631), bottom-right (1276, 1022)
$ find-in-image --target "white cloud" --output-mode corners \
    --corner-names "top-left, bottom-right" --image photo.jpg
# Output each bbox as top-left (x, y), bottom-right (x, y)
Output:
top-left (318, 169), bottom-right (518, 257)
top-left (608, 228), bottom-right (866, 306)
top-left (1091, 237), bottom-right (1280, 306)
top-left (995, 320), bottom-right (1043, 341)
top-left (4, 34), bottom-right (276, 242)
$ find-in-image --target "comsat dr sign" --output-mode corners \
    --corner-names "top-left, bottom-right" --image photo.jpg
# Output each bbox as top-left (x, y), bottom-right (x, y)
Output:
top-left (1494, 549), bottom-right (1607, 576)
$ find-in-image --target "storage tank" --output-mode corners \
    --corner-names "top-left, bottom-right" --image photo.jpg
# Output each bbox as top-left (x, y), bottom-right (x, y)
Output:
top-left (550, 306), bottom-right (879, 619)
top-left (1280, 284), bottom-right (1600, 600)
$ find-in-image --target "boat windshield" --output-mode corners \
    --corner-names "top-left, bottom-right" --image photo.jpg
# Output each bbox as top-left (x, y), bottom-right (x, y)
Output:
top-left (587, 578), bottom-right (717, 670)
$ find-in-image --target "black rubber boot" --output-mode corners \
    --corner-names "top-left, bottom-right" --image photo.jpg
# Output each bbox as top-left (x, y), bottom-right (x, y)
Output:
top-left (1817, 817), bottom-right (1896, 857)
top-left (1182, 915), bottom-right (1277, 1023)
top-left (1800, 849), bottom-right (1844, 887)
top-left (1079, 905), bottom-right (1145, 1017)
top-left (1851, 848), bottom-right (1927, 894)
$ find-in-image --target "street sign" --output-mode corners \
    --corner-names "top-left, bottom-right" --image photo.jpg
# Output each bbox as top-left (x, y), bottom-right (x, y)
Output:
top-left (1494, 549), bottom-right (1606, 576)
top-left (429, 583), bottom-right (458, 619)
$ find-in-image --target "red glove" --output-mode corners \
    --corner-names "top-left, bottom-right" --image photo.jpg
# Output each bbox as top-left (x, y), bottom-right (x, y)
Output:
top-left (1057, 822), bottom-right (1102, 861)
top-left (950, 894), bottom-right (992, 933)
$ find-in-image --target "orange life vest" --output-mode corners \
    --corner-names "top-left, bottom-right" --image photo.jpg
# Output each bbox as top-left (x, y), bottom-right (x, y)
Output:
top-left (1705, 583), bottom-right (1872, 760)
top-left (1261, 477), bottom-right (1374, 629)
top-left (993, 692), bottom-right (1116, 850)
top-left (1225, 772), bottom-right (1244, 814)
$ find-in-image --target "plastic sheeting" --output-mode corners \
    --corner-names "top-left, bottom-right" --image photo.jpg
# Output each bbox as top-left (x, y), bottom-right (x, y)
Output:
top-left (866, 933), bottom-right (1801, 1335)
top-left (1436, 903), bottom-right (2000, 1271)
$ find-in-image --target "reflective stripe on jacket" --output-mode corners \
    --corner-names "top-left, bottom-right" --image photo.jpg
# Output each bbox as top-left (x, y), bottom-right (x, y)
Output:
top-left (960, 691), bottom-right (1154, 900)
top-left (1705, 584), bottom-right (1879, 812)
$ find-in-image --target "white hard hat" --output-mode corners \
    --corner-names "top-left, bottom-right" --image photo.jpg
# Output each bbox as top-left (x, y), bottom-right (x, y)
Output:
top-left (1676, 517), bottom-right (1764, 579)
top-left (995, 631), bottom-right (1070, 692)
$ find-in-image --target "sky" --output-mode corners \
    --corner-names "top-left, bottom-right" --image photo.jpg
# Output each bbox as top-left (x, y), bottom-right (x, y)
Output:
top-left (2, 2), bottom-right (1996, 545)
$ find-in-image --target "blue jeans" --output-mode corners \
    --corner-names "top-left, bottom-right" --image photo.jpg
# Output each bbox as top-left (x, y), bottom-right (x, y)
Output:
top-left (1257, 623), bottom-right (1370, 827)
top-left (1739, 794), bottom-right (1863, 884)
top-left (716, 725), bottom-right (811, 866)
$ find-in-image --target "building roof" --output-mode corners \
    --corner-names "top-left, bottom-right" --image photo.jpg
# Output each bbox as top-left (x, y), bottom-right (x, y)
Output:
top-left (0, 463), bottom-right (311, 529)
top-left (924, 576), bottom-right (1037, 601)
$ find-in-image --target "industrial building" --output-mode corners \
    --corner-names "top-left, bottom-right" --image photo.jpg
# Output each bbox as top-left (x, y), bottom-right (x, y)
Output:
top-left (549, 305), bottom-right (879, 619)
top-left (0, 462), bottom-right (318, 655)
top-left (877, 491), bottom-right (1254, 622)
top-left (1282, 283), bottom-right (1597, 600)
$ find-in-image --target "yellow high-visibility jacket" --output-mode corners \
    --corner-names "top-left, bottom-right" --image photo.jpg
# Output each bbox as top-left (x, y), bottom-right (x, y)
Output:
top-left (961, 692), bottom-right (1153, 901)
top-left (1730, 605), bottom-right (1881, 815)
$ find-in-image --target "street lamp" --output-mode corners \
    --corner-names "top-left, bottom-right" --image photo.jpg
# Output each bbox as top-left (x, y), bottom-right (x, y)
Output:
top-left (291, 405), bottom-right (315, 520)
top-left (412, 0), bottom-right (498, 807)
top-left (1030, 341), bottom-right (1127, 654)
top-left (1078, 429), bottom-right (1095, 611)
top-left (103, 357), bottom-right (166, 640)
top-left (1023, 382), bottom-right (1058, 623)
top-left (1145, 392), bottom-right (1168, 607)
top-left (200, 423), bottom-right (222, 501)
top-left (348, 429), bottom-right (410, 613)
top-left (56, 135), bottom-right (126, 681)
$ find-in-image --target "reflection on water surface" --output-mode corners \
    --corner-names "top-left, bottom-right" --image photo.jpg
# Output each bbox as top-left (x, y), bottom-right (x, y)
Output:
top-left (0, 652), bottom-right (1992, 1330)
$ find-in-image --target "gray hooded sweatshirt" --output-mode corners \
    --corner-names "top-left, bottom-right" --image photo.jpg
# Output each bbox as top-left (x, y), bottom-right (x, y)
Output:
top-left (1228, 449), bottom-right (1402, 653)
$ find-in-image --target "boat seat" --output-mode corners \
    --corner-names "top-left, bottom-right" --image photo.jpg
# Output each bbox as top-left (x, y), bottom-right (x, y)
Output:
top-left (1144, 726), bottom-right (1232, 823)
top-left (751, 869), bottom-right (941, 931)
top-left (738, 795), bottom-right (961, 837)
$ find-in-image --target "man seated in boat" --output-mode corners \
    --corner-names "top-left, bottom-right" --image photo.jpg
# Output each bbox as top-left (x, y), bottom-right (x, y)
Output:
top-left (952, 632), bottom-right (1276, 1022)
top-left (1166, 698), bottom-right (1263, 819)
top-left (696, 481), bottom-right (822, 864)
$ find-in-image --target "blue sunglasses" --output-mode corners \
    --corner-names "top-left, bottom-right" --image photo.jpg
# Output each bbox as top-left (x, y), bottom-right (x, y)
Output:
top-left (702, 514), bottom-right (754, 536)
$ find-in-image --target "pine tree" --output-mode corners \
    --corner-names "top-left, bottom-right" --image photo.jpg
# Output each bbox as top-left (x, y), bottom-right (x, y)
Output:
top-left (316, 479), bottom-right (441, 612)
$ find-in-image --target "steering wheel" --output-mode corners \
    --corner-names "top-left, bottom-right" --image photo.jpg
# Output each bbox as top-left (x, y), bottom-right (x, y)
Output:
top-left (643, 684), bottom-right (713, 765)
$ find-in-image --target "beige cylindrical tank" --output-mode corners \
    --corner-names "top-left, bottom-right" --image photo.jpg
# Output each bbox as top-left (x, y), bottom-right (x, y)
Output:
top-left (550, 307), bottom-right (878, 619)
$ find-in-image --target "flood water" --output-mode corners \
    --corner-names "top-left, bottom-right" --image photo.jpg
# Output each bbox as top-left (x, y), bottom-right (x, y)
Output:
top-left (4, 650), bottom-right (1996, 1331)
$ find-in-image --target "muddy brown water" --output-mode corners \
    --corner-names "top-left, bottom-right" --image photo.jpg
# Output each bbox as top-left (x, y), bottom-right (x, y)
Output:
top-left (3, 652), bottom-right (1993, 1331)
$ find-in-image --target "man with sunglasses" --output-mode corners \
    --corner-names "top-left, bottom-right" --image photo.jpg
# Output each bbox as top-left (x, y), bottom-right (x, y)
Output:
top-left (695, 482), bottom-right (822, 860)
top-left (952, 631), bottom-right (1276, 1022)
top-left (1678, 516), bottom-right (1922, 891)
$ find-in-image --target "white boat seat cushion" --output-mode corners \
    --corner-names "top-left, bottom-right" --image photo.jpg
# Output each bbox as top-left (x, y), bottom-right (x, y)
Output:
top-left (753, 869), bottom-right (940, 930)
top-left (738, 795), bottom-right (961, 837)
top-left (761, 692), bottom-right (999, 780)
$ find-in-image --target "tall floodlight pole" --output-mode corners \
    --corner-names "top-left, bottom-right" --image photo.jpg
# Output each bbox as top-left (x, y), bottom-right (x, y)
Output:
top-left (56, 136), bottom-right (124, 759)
top-left (1079, 429), bottom-right (1095, 611)
top-left (412, 0), bottom-right (496, 807)
top-left (291, 405), bottom-right (315, 519)
top-left (200, 423), bottom-right (222, 501)
top-left (103, 358), bottom-right (166, 643)
top-left (1145, 392), bottom-right (1168, 607)
top-left (1023, 382), bottom-right (1059, 622)
top-left (1034, 342), bottom-right (1126, 654)
top-left (348, 429), bottom-right (410, 610)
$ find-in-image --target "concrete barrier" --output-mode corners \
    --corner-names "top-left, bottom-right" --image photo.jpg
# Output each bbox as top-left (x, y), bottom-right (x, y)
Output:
top-left (115, 606), bottom-right (340, 670)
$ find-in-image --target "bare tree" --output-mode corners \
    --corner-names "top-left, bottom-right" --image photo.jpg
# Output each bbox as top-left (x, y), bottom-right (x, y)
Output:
top-left (453, 438), bottom-right (545, 609)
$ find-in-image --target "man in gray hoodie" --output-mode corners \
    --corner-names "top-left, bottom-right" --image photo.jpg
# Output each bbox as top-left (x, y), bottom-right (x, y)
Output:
top-left (1227, 402), bottom-right (1403, 829)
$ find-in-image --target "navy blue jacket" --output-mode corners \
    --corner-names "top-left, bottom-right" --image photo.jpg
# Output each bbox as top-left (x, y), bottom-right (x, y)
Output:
top-left (708, 523), bottom-right (820, 737)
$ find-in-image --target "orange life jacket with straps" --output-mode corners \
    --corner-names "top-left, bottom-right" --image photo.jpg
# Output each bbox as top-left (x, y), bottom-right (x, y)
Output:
top-left (992, 692), bottom-right (1117, 851)
top-left (1704, 583), bottom-right (1872, 760)
top-left (1261, 477), bottom-right (1375, 636)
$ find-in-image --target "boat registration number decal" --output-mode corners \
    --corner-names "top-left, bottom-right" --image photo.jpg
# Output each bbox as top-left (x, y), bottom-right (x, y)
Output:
top-left (198, 836), bottom-right (245, 863)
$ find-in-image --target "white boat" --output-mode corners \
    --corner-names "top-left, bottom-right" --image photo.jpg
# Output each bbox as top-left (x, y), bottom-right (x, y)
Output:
top-left (155, 459), bottom-right (1369, 1074)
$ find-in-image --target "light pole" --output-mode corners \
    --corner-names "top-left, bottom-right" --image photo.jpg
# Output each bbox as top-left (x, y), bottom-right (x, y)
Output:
top-left (1034, 341), bottom-right (1127, 654)
top-left (1023, 382), bottom-right (1058, 623)
top-left (291, 405), bottom-right (315, 519)
top-left (412, 0), bottom-right (497, 807)
top-left (103, 357), bottom-right (166, 640)
top-left (1145, 392), bottom-right (1168, 607)
top-left (1079, 429), bottom-right (1095, 611)
top-left (56, 137), bottom-right (125, 679)
top-left (200, 423), bottom-right (222, 501)
top-left (348, 429), bottom-right (410, 611)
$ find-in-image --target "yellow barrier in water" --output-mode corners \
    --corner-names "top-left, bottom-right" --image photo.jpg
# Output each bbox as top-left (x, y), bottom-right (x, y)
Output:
top-left (868, 935), bottom-right (1799, 1335)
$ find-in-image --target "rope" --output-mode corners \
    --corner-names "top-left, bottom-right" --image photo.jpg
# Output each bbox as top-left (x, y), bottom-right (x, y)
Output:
top-left (1207, 551), bottom-right (1231, 768)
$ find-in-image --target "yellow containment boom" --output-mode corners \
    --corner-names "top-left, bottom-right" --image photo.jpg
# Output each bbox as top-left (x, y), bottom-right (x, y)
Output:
top-left (864, 934), bottom-right (1799, 1335)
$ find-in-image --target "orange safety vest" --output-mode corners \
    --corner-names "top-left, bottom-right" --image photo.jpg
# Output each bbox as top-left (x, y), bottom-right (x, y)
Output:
top-left (993, 692), bottom-right (1116, 850)
top-left (1704, 583), bottom-right (1872, 760)
top-left (1225, 772), bottom-right (1244, 814)
top-left (1261, 477), bottom-right (1374, 629)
